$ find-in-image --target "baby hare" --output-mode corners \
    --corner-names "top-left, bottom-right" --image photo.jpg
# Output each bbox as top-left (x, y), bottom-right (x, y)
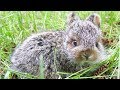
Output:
top-left (10, 12), bottom-right (106, 79)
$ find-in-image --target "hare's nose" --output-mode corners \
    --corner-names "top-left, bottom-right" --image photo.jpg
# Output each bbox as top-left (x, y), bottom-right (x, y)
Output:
top-left (84, 54), bottom-right (90, 60)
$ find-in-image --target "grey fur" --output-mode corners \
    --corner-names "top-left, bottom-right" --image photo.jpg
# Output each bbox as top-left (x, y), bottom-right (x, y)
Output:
top-left (10, 12), bottom-right (106, 79)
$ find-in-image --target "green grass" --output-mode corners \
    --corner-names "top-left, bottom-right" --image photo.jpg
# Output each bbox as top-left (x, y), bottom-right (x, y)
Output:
top-left (0, 11), bottom-right (119, 79)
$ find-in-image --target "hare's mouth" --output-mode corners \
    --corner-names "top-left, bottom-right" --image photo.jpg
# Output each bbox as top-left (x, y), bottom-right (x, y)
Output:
top-left (74, 58), bottom-right (92, 63)
top-left (72, 53), bottom-right (98, 64)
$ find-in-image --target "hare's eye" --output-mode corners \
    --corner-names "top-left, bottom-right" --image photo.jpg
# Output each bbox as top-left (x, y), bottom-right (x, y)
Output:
top-left (95, 42), bottom-right (99, 48)
top-left (72, 41), bottom-right (77, 47)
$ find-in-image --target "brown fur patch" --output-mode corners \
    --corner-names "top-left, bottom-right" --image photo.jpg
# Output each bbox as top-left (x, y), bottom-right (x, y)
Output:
top-left (95, 16), bottom-right (100, 27)
top-left (74, 49), bottom-right (98, 62)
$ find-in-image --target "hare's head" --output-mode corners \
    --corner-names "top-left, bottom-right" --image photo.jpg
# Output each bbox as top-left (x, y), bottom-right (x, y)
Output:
top-left (63, 12), bottom-right (105, 64)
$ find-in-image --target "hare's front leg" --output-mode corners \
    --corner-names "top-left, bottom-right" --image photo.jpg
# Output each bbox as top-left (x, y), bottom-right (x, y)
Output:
top-left (44, 64), bottom-right (61, 79)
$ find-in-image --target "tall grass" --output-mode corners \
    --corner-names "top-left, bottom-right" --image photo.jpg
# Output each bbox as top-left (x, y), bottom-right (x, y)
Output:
top-left (0, 11), bottom-right (119, 79)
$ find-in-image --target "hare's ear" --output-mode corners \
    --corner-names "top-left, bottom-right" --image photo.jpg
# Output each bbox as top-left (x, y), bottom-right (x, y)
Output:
top-left (66, 11), bottom-right (80, 26)
top-left (86, 13), bottom-right (101, 28)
